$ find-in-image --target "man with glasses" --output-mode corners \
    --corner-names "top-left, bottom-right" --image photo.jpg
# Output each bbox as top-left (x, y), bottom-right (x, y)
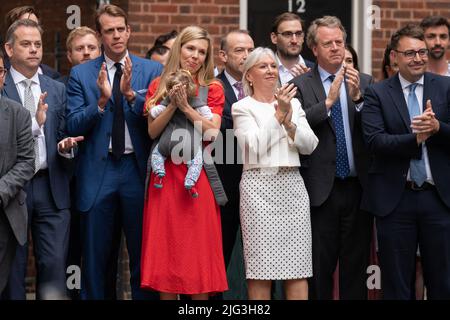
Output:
top-left (290, 16), bottom-right (373, 300)
top-left (271, 12), bottom-right (315, 85)
top-left (420, 16), bottom-right (450, 77)
top-left (362, 24), bottom-right (450, 300)
top-left (0, 51), bottom-right (35, 296)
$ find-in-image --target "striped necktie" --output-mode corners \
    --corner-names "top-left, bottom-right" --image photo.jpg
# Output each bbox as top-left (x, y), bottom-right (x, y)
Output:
top-left (22, 79), bottom-right (40, 173)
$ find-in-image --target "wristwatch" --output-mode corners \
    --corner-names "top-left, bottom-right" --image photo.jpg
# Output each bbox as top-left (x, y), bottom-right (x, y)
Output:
top-left (352, 95), bottom-right (364, 104)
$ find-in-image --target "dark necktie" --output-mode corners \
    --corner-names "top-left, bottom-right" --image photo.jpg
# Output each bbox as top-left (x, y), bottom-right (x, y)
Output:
top-left (328, 74), bottom-right (350, 179)
top-left (112, 62), bottom-right (125, 159)
top-left (407, 83), bottom-right (427, 186)
top-left (233, 81), bottom-right (245, 100)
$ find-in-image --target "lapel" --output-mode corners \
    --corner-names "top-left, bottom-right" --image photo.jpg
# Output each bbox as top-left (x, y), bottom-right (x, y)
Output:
top-left (0, 98), bottom-right (10, 149)
top-left (344, 79), bottom-right (355, 133)
top-left (38, 74), bottom-right (53, 147)
top-left (310, 67), bottom-right (334, 132)
top-left (218, 72), bottom-right (237, 111)
top-left (422, 72), bottom-right (433, 112)
top-left (387, 74), bottom-right (411, 132)
top-left (3, 72), bottom-right (22, 103)
top-left (130, 54), bottom-right (141, 90)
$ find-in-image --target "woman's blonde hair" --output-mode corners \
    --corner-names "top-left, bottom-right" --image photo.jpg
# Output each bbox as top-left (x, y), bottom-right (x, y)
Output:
top-left (147, 25), bottom-right (215, 108)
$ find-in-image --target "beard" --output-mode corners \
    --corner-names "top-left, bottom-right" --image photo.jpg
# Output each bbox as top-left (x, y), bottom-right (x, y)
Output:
top-left (429, 46), bottom-right (446, 59)
top-left (278, 45), bottom-right (302, 60)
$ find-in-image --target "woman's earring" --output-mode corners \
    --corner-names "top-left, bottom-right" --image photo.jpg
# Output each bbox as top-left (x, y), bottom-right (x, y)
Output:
top-left (249, 81), bottom-right (253, 87)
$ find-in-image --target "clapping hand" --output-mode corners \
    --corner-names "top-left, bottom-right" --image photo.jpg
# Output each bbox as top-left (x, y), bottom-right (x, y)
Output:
top-left (345, 64), bottom-right (361, 101)
top-left (290, 63), bottom-right (311, 77)
top-left (325, 67), bottom-right (345, 110)
top-left (36, 92), bottom-right (48, 127)
top-left (120, 56), bottom-right (135, 102)
top-left (411, 99), bottom-right (440, 144)
top-left (274, 83), bottom-right (297, 123)
top-left (97, 62), bottom-right (112, 110)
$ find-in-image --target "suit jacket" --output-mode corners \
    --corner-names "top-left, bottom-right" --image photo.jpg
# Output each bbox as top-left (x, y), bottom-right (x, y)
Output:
top-left (0, 96), bottom-right (35, 245)
top-left (361, 72), bottom-right (450, 217)
top-left (66, 54), bottom-right (163, 212)
top-left (216, 72), bottom-right (243, 204)
top-left (290, 66), bottom-right (373, 207)
top-left (3, 72), bottom-right (72, 210)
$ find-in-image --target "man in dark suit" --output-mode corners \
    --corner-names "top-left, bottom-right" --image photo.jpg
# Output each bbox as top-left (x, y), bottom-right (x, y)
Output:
top-left (0, 51), bottom-right (35, 295)
top-left (271, 12), bottom-right (315, 85)
top-left (362, 24), bottom-right (450, 300)
top-left (66, 5), bottom-right (162, 300)
top-left (290, 16), bottom-right (373, 300)
top-left (2, 19), bottom-right (81, 299)
top-left (217, 30), bottom-right (254, 272)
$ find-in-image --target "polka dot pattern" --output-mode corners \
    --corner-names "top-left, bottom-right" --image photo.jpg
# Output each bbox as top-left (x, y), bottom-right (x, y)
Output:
top-left (239, 167), bottom-right (312, 280)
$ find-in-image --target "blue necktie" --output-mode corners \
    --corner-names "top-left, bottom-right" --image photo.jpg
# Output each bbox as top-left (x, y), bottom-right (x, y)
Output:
top-left (329, 75), bottom-right (350, 179)
top-left (407, 83), bottom-right (427, 186)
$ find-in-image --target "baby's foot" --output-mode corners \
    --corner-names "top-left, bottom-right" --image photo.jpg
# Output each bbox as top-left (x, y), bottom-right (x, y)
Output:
top-left (186, 186), bottom-right (199, 198)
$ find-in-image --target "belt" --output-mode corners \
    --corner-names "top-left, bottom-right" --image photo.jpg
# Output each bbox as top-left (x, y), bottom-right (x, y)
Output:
top-left (405, 181), bottom-right (435, 191)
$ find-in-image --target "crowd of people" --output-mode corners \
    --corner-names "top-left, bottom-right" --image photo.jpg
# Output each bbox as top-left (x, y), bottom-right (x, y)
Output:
top-left (0, 4), bottom-right (450, 301)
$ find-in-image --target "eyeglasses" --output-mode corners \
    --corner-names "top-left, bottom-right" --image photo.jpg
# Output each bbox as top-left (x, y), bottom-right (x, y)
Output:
top-left (277, 31), bottom-right (304, 39)
top-left (394, 49), bottom-right (429, 59)
top-left (0, 68), bottom-right (7, 78)
top-left (319, 40), bottom-right (345, 49)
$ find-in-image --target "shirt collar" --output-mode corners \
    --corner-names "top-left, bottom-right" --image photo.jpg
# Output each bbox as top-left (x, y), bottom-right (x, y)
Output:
top-left (104, 51), bottom-right (129, 70)
top-left (398, 73), bottom-right (424, 90)
top-left (224, 69), bottom-right (240, 87)
top-left (10, 66), bottom-right (40, 86)
top-left (275, 53), bottom-right (306, 72)
top-left (318, 64), bottom-right (343, 83)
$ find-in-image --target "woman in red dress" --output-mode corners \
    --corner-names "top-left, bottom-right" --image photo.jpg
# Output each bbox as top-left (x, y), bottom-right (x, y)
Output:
top-left (141, 26), bottom-right (228, 300)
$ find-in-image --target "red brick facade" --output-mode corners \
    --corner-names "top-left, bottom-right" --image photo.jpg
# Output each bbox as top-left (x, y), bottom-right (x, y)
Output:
top-left (371, 0), bottom-right (450, 80)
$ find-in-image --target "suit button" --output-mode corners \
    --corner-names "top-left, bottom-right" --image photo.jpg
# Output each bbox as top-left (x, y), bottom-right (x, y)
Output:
top-left (332, 160), bottom-right (336, 165)
top-left (102, 156), bottom-right (106, 161)
top-left (403, 174), bottom-right (407, 178)
top-left (106, 132), bottom-right (111, 137)
top-left (110, 107), bottom-right (114, 112)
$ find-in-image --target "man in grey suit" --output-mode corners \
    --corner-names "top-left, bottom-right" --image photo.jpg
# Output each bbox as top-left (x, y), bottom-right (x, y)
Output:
top-left (290, 16), bottom-right (373, 299)
top-left (0, 51), bottom-right (35, 295)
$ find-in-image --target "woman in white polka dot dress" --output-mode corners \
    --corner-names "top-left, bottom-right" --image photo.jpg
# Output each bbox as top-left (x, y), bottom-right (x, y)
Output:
top-left (232, 47), bottom-right (318, 300)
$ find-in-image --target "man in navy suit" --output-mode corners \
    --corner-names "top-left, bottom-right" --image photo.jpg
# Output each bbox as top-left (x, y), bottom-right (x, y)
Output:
top-left (362, 24), bottom-right (450, 299)
top-left (217, 30), bottom-right (254, 272)
top-left (3, 19), bottom-right (82, 299)
top-left (66, 5), bottom-right (162, 300)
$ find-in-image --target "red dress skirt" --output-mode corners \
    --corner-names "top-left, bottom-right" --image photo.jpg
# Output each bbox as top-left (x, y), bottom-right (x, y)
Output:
top-left (140, 79), bottom-right (228, 294)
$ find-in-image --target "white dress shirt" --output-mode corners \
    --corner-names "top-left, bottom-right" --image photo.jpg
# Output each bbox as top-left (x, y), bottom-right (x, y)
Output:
top-left (276, 53), bottom-right (308, 85)
top-left (103, 52), bottom-right (134, 154)
top-left (10, 66), bottom-right (48, 170)
top-left (398, 73), bottom-right (434, 184)
top-left (232, 96), bottom-right (318, 171)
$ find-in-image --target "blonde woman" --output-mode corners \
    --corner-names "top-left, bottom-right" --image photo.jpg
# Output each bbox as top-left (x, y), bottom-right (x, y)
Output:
top-left (141, 26), bottom-right (228, 300)
top-left (232, 47), bottom-right (318, 300)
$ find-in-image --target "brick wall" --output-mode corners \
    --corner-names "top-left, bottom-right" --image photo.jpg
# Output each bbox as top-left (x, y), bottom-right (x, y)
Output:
top-left (371, 0), bottom-right (450, 81)
top-left (127, 0), bottom-right (240, 67)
